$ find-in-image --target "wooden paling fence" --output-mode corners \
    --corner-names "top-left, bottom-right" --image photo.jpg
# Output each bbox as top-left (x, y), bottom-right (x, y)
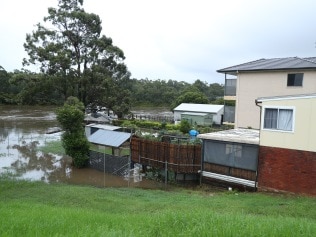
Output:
top-left (130, 137), bottom-right (201, 173)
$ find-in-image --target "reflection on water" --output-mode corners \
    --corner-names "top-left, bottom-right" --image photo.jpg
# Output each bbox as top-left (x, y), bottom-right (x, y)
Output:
top-left (0, 105), bottom-right (164, 189)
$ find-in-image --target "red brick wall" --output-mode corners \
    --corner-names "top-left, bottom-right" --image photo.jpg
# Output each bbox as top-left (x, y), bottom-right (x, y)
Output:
top-left (258, 146), bottom-right (316, 196)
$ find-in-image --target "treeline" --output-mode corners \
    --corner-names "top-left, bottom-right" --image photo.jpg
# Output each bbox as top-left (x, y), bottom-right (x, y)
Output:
top-left (128, 78), bottom-right (223, 107)
top-left (0, 67), bottom-right (64, 105)
top-left (0, 66), bottom-right (223, 109)
top-left (0, 0), bottom-right (224, 118)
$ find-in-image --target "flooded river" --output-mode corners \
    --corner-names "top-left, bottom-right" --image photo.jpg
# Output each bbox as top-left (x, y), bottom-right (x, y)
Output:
top-left (0, 105), bottom-right (165, 189)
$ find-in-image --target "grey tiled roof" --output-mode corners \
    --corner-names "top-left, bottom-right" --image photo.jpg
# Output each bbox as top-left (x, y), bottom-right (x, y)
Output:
top-left (217, 57), bottom-right (316, 74)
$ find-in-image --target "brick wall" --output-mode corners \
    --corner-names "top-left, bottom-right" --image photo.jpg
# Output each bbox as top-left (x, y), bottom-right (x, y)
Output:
top-left (258, 146), bottom-right (316, 196)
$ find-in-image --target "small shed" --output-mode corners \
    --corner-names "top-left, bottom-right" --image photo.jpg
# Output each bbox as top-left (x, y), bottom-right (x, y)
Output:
top-left (85, 123), bottom-right (121, 137)
top-left (88, 129), bottom-right (131, 156)
top-left (181, 112), bottom-right (213, 126)
top-left (173, 103), bottom-right (224, 125)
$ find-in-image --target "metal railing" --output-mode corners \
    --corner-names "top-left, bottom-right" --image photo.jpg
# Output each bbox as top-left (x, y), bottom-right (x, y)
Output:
top-left (225, 79), bottom-right (237, 96)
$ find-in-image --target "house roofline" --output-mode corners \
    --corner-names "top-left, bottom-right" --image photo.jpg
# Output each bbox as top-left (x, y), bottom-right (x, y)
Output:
top-left (256, 93), bottom-right (316, 103)
top-left (217, 57), bottom-right (316, 74)
top-left (217, 67), bottom-right (316, 74)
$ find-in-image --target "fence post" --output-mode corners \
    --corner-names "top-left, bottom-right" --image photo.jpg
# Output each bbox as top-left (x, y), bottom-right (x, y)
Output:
top-left (165, 160), bottom-right (168, 187)
top-left (104, 147), bottom-right (106, 187)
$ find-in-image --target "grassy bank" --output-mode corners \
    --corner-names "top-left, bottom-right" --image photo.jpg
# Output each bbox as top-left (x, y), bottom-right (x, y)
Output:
top-left (0, 179), bottom-right (315, 236)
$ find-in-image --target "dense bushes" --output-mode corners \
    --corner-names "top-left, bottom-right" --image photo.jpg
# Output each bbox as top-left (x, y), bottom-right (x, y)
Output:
top-left (116, 119), bottom-right (180, 131)
top-left (114, 119), bottom-right (232, 143)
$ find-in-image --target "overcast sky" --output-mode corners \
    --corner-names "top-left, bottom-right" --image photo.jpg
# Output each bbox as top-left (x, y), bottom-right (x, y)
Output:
top-left (1, 0), bottom-right (316, 84)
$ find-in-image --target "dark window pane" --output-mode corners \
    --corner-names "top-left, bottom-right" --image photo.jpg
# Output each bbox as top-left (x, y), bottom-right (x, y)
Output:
top-left (294, 73), bottom-right (303, 86)
top-left (287, 73), bottom-right (303, 86)
top-left (287, 74), bottom-right (295, 86)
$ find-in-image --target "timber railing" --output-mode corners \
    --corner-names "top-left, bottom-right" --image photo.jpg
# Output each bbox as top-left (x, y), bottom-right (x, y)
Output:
top-left (130, 136), bottom-right (201, 173)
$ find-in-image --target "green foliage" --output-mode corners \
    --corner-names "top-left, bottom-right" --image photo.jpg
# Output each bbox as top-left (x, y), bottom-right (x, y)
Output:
top-left (2, 61), bottom-right (224, 108)
top-left (224, 100), bottom-right (236, 106)
top-left (211, 97), bottom-right (225, 105)
top-left (89, 144), bottom-right (130, 156)
top-left (56, 97), bottom-right (89, 168)
top-left (129, 78), bottom-right (189, 107)
top-left (173, 91), bottom-right (209, 109)
top-left (0, 67), bottom-right (18, 104)
top-left (62, 131), bottom-right (89, 167)
top-left (208, 82), bottom-right (224, 101)
top-left (179, 120), bottom-right (192, 134)
top-left (23, 0), bottom-right (131, 114)
top-left (130, 79), bottom-right (224, 108)
top-left (0, 180), bottom-right (315, 236)
top-left (120, 119), bottom-right (180, 131)
top-left (120, 120), bottom-right (138, 131)
top-left (165, 123), bottom-right (180, 131)
top-left (133, 120), bottom-right (161, 129)
top-left (56, 104), bottom-right (84, 132)
top-left (64, 96), bottom-right (85, 111)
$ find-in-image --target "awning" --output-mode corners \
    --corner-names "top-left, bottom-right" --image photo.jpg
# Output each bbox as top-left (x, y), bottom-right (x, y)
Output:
top-left (88, 129), bottom-right (131, 147)
top-left (197, 128), bottom-right (259, 145)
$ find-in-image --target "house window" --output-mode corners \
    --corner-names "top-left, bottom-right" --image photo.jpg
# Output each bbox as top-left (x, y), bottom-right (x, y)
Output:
top-left (263, 107), bottom-right (294, 131)
top-left (287, 73), bottom-right (303, 86)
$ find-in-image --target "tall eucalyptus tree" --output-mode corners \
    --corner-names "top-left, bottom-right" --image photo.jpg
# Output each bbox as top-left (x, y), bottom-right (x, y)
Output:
top-left (23, 0), bottom-right (131, 115)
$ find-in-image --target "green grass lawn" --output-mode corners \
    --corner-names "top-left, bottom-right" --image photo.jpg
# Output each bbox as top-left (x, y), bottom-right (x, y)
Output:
top-left (0, 179), bottom-right (315, 236)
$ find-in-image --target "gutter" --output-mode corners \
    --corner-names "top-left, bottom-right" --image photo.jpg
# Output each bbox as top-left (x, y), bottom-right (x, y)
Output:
top-left (199, 171), bottom-right (257, 188)
top-left (254, 99), bottom-right (262, 192)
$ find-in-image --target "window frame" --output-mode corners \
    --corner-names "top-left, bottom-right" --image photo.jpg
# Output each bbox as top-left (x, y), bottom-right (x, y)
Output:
top-left (261, 106), bottom-right (295, 133)
top-left (287, 73), bottom-right (303, 87)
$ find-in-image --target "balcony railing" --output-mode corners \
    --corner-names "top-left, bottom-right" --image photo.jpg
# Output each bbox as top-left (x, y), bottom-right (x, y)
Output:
top-left (225, 79), bottom-right (236, 96)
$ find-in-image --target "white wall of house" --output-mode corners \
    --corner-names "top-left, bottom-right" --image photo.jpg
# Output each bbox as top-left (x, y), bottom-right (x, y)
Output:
top-left (235, 71), bottom-right (316, 129)
top-left (174, 111), bottom-right (183, 122)
top-left (259, 96), bottom-right (316, 152)
top-left (212, 106), bottom-right (224, 124)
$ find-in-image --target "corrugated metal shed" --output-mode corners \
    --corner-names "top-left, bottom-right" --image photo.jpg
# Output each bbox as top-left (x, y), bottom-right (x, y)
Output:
top-left (217, 57), bottom-right (316, 75)
top-left (85, 123), bottom-right (121, 131)
top-left (173, 103), bottom-right (224, 114)
top-left (88, 130), bottom-right (131, 147)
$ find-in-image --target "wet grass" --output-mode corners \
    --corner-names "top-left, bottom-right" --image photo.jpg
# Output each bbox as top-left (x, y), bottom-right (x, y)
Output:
top-left (0, 179), bottom-right (315, 236)
top-left (38, 140), bottom-right (65, 155)
top-left (89, 143), bottom-right (130, 156)
top-left (40, 140), bottom-right (130, 156)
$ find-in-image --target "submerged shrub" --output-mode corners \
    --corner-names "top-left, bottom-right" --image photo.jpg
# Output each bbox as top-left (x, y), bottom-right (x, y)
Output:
top-left (57, 97), bottom-right (89, 168)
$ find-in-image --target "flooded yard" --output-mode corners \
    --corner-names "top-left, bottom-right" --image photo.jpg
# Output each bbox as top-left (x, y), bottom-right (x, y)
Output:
top-left (0, 105), bottom-right (165, 189)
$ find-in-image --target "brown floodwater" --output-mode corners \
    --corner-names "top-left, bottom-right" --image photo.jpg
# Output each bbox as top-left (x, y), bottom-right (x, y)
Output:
top-left (0, 105), bottom-right (165, 189)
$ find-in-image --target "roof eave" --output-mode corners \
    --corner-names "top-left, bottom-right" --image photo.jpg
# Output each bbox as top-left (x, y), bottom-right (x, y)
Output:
top-left (218, 67), bottom-right (316, 75)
